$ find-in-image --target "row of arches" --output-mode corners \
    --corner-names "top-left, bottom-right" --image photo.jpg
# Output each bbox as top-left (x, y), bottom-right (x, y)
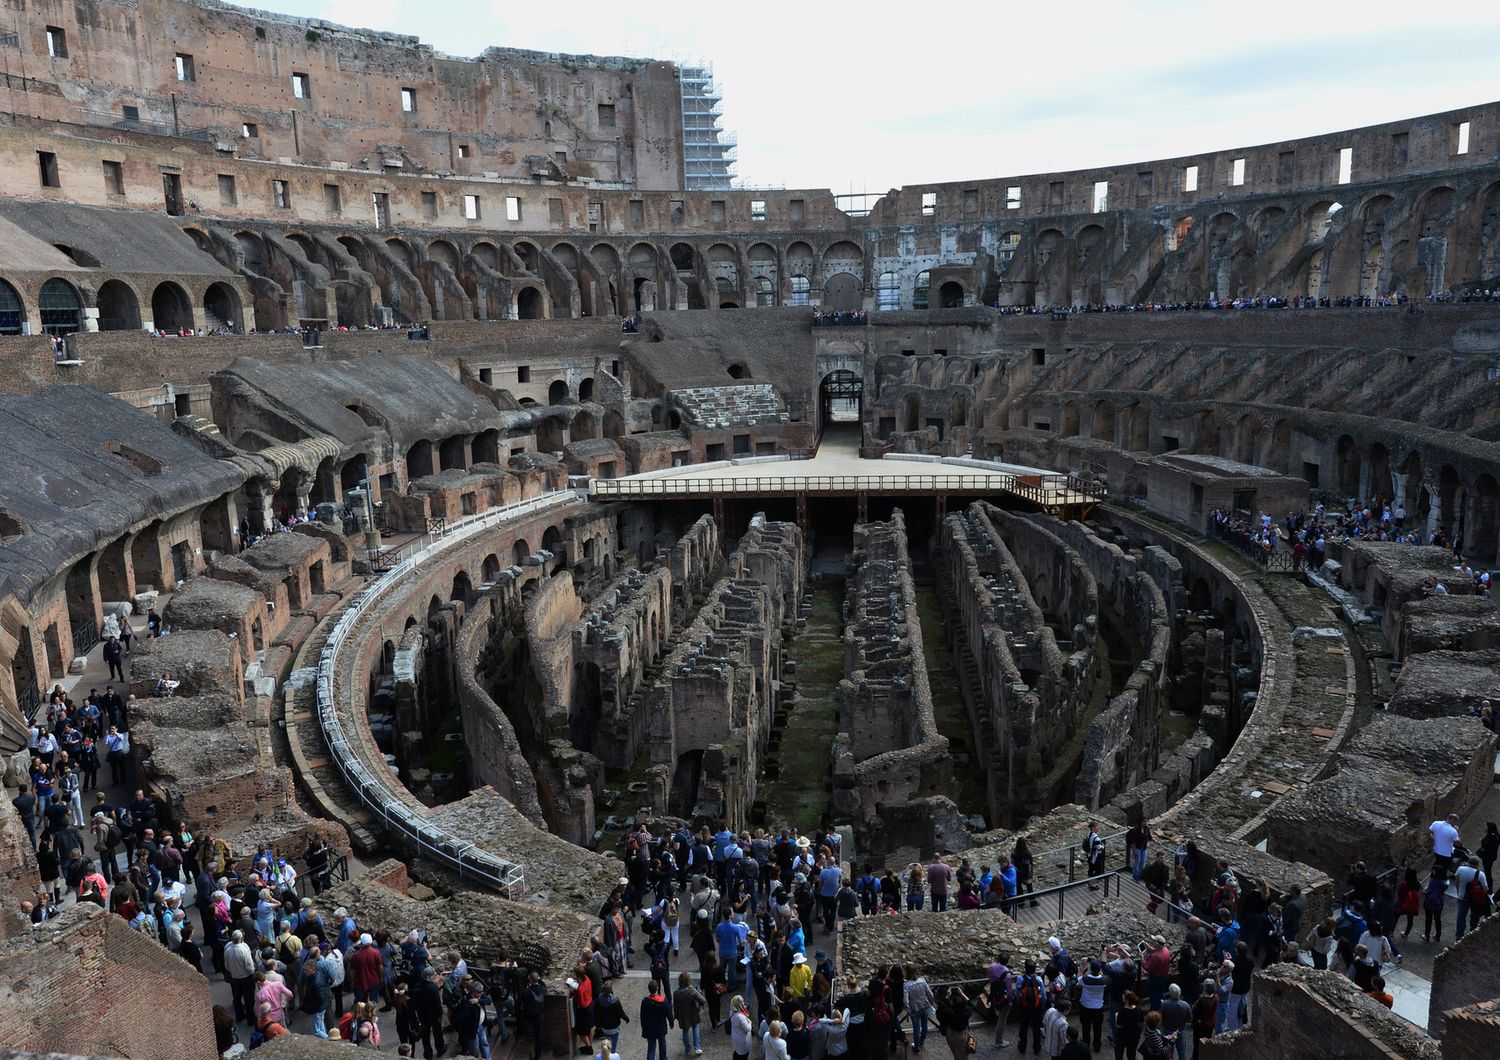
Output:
top-left (0, 275), bottom-right (244, 336)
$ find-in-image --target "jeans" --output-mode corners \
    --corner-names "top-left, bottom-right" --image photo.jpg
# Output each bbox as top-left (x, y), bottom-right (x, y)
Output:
top-left (681, 1024), bottom-right (701, 1054)
top-left (930, 893), bottom-right (948, 912)
top-left (720, 954), bottom-right (739, 991)
top-left (1227, 993), bottom-right (1248, 1032)
top-left (1015, 1009), bottom-right (1043, 1055)
top-left (1456, 900), bottom-right (1474, 938)
top-left (910, 1008), bottom-right (929, 1051)
top-left (312, 1009), bottom-right (328, 1039)
top-left (469, 1025), bottom-right (491, 1060)
top-left (645, 1034), bottom-right (668, 1060)
top-left (1148, 974), bottom-right (1169, 1012)
top-left (1131, 848), bottom-right (1148, 881)
top-left (602, 1029), bottom-right (620, 1053)
top-left (1080, 1007), bottom-right (1104, 1051)
top-left (907, 892), bottom-right (924, 911)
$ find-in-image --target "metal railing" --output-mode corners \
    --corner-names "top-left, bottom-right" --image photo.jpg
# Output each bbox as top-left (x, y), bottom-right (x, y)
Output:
top-left (1207, 521), bottom-right (1301, 572)
top-left (294, 851), bottom-right (351, 900)
top-left (1032, 827), bottom-right (1130, 884)
top-left (592, 472), bottom-right (1092, 504)
top-left (316, 490), bottom-right (583, 898)
top-left (71, 615), bottom-right (99, 661)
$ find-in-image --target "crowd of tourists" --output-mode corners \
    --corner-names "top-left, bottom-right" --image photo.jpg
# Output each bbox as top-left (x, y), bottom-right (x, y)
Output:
top-left (992, 290), bottom-right (1491, 316)
top-left (1208, 497), bottom-right (1493, 592)
top-left (812, 311), bottom-right (870, 327)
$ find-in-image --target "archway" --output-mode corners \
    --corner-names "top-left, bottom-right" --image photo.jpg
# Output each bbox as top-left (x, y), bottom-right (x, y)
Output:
top-left (482, 554), bottom-right (501, 582)
top-left (823, 272), bottom-right (862, 312)
top-left (405, 440), bottom-right (434, 480)
top-left (451, 570), bottom-right (473, 603)
top-left (1471, 473), bottom-right (1499, 563)
top-left (517, 286), bottom-right (544, 320)
top-left (151, 281), bottom-right (194, 332)
top-left (96, 280), bottom-right (142, 332)
top-left (0, 279), bottom-right (23, 335)
top-left (1335, 436), bottom-right (1361, 498)
top-left (938, 281), bottom-right (965, 308)
top-left (578, 377), bottom-right (595, 402)
top-left (204, 282), bottom-right (242, 331)
top-left (38, 278), bottom-right (82, 335)
top-left (913, 270), bottom-right (931, 310)
top-left (903, 392), bottom-right (921, 433)
top-left (1368, 443), bottom-right (1392, 502)
top-left (818, 370), bottom-right (862, 435)
top-left (548, 379), bottom-right (569, 405)
top-left (512, 539), bottom-right (530, 566)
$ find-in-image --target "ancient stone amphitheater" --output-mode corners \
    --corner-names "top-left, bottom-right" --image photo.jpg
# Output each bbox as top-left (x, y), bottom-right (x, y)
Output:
top-left (0, 3), bottom-right (1498, 1058)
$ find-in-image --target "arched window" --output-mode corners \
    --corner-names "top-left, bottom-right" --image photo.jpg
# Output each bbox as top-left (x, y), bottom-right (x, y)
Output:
top-left (0, 279), bottom-right (25, 335)
top-left (789, 276), bottom-right (810, 306)
top-left (913, 270), bottom-right (931, 310)
top-left (38, 278), bottom-right (82, 335)
top-left (875, 271), bottom-right (900, 311)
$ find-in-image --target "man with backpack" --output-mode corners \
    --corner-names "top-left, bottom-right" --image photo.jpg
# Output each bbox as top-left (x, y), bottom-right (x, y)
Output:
top-left (1012, 958), bottom-right (1048, 1056)
top-left (1083, 822), bottom-right (1107, 889)
top-left (1454, 855), bottom-right (1491, 939)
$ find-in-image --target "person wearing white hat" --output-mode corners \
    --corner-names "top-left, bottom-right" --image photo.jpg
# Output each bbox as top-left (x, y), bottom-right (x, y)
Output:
top-left (349, 931), bottom-right (385, 1008)
top-left (788, 951), bottom-right (812, 998)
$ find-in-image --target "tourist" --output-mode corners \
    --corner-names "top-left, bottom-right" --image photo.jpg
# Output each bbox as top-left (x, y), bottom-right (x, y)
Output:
top-left (1454, 855), bottom-right (1491, 938)
top-left (1140, 1010), bottom-right (1173, 1060)
top-left (674, 970), bottom-right (708, 1056)
top-left (730, 995), bottom-right (754, 1060)
top-left (1083, 821), bottom-right (1107, 886)
top-left (1366, 975), bottom-right (1394, 1009)
top-left (938, 984), bottom-right (974, 1060)
top-left (1013, 958), bottom-right (1048, 1055)
top-left (594, 979), bottom-right (628, 1051)
top-left (1110, 989), bottom-right (1142, 1059)
top-left (1041, 996), bottom-right (1071, 1058)
top-left (905, 863), bottom-right (925, 911)
top-left (927, 853), bottom-right (953, 912)
top-left (1159, 984), bottom-right (1192, 1060)
top-left (1431, 814), bottom-right (1462, 873)
top-left (641, 978), bottom-right (674, 1060)
top-left (1077, 958), bottom-right (1107, 1051)
top-left (1421, 871), bottom-right (1448, 942)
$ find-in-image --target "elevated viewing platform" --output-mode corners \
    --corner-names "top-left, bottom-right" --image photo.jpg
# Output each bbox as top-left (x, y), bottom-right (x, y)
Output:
top-left (590, 427), bottom-right (1104, 513)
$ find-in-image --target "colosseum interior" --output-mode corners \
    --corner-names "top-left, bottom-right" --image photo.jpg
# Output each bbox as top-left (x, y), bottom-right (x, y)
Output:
top-left (0, 2), bottom-right (1498, 1058)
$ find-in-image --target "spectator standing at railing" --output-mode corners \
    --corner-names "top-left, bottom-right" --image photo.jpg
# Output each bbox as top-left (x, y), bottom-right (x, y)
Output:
top-left (1082, 822), bottom-right (1107, 889)
top-left (1126, 821), bottom-right (1153, 882)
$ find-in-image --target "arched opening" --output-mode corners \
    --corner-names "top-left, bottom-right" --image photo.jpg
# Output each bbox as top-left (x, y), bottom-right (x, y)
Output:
top-left (1438, 465), bottom-right (1462, 540)
top-left (1368, 443), bottom-right (1392, 502)
top-left (1092, 402), bottom-right (1116, 443)
top-left (572, 661), bottom-right (603, 753)
top-left (204, 282), bottom-right (242, 331)
top-left (95, 280), bottom-right (142, 332)
top-left (570, 409), bottom-right (598, 440)
top-left (451, 570), bottom-right (473, 603)
top-left (727, 362), bottom-right (750, 380)
top-left (151, 281), bottom-right (194, 332)
top-left (818, 370), bottom-right (862, 436)
top-left (823, 272), bottom-right (862, 312)
top-left (756, 277), bottom-right (774, 307)
top-left (1127, 404), bottom-right (1151, 452)
top-left (578, 377), bottom-right (595, 401)
top-left (938, 280), bottom-right (965, 308)
top-left (913, 270), bottom-right (931, 310)
top-left (1335, 436), bottom-right (1361, 498)
top-left (548, 379), bottom-right (569, 405)
top-left (903, 392), bottom-right (921, 433)
top-left (512, 539), bottom-right (530, 566)
top-left (405, 440), bottom-right (434, 480)
top-left (603, 410), bottom-right (624, 437)
top-left (1471, 473), bottom-right (1499, 563)
top-left (340, 455), bottom-right (368, 494)
top-left (1400, 453), bottom-right (1427, 525)
top-left (875, 271), bottom-right (900, 311)
top-left (789, 276), bottom-right (811, 306)
top-left (517, 286), bottom-right (544, 320)
top-left (671, 749), bottom-right (705, 818)
top-left (438, 435), bottom-right (466, 471)
top-left (471, 429), bottom-right (500, 466)
top-left (0, 279), bottom-right (24, 335)
top-left (38, 278), bottom-right (82, 335)
top-left (541, 525), bottom-right (563, 559)
top-left (482, 554), bottom-right (501, 582)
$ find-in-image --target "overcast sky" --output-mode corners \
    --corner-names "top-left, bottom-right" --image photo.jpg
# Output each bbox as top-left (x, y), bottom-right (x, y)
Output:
top-left (274, 0), bottom-right (1500, 193)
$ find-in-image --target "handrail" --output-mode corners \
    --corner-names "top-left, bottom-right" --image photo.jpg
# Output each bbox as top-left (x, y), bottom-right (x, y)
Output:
top-left (591, 473), bottom-right (1091, 497)
top-left (315, 489), bottom-right (582, 899)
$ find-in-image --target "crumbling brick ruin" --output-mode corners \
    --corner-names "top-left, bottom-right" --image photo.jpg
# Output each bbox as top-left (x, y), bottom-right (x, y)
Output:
top-left (0, 3), bottom-right (1497, 1056)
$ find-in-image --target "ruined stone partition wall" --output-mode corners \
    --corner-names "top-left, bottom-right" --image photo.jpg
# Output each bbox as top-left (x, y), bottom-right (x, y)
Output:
top-left (940, 502), bottom-right (1096, 823)
top-left (0, 905), bottom-right (217, 1060)
top-left (1197, 964), bottom-right (1445, 1059)
top-left (573, 564), bottom-right (673, 770)
top-left (834, 513), bottom-right (952, 825)
top-left (654, 517), bottom-right (803, 824)
top-left (457, 585), bottom-right (549, 827)
top-left (1430, 911), bottom-right (1500, 1039)
top-left (1018, 513), bottom-right (1177, 809)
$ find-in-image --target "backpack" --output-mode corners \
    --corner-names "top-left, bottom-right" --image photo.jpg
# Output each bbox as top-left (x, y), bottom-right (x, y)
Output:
top-left (1014, 975), bottom-right (1044, 1009)
top-left (325, 948), bottom-right (345, 986)
top-left (1467, 874), bottom-right (1491, 911)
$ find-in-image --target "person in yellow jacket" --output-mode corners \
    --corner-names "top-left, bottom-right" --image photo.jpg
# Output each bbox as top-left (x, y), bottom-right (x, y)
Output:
top-left (789, 951), bottom-right (813, 998)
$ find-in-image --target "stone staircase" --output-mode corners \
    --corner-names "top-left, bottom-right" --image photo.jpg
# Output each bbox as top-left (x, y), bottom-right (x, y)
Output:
top-left (671, 384), bottom-right (789, 429)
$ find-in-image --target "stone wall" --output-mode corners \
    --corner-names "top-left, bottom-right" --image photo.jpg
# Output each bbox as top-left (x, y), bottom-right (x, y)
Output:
top-left (1429, 904), bottom-right (1500, 1039)
top-left (0, 905), bottom-right (215, 1060)
top-left (833, 512), bottom-right (952, 828)
top-left (1197, 963), bottom-right (1442, 1059)
top-left (652, 516), bottom-right (802, 824)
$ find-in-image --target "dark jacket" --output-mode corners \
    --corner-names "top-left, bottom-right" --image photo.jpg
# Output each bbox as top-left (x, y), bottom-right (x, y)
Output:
top-left (594, 992), bottom-right (628, 1032)
top-left (639, 993), bottom-right (674, 1038)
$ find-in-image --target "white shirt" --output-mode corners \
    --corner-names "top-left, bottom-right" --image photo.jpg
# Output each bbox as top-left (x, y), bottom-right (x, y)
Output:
top-left (1431, 820), bottom-right (1460, 857)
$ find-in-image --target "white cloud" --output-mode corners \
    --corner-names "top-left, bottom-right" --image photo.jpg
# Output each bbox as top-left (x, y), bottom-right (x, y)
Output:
top-left (265, 0), bottom-right (1500, 191)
